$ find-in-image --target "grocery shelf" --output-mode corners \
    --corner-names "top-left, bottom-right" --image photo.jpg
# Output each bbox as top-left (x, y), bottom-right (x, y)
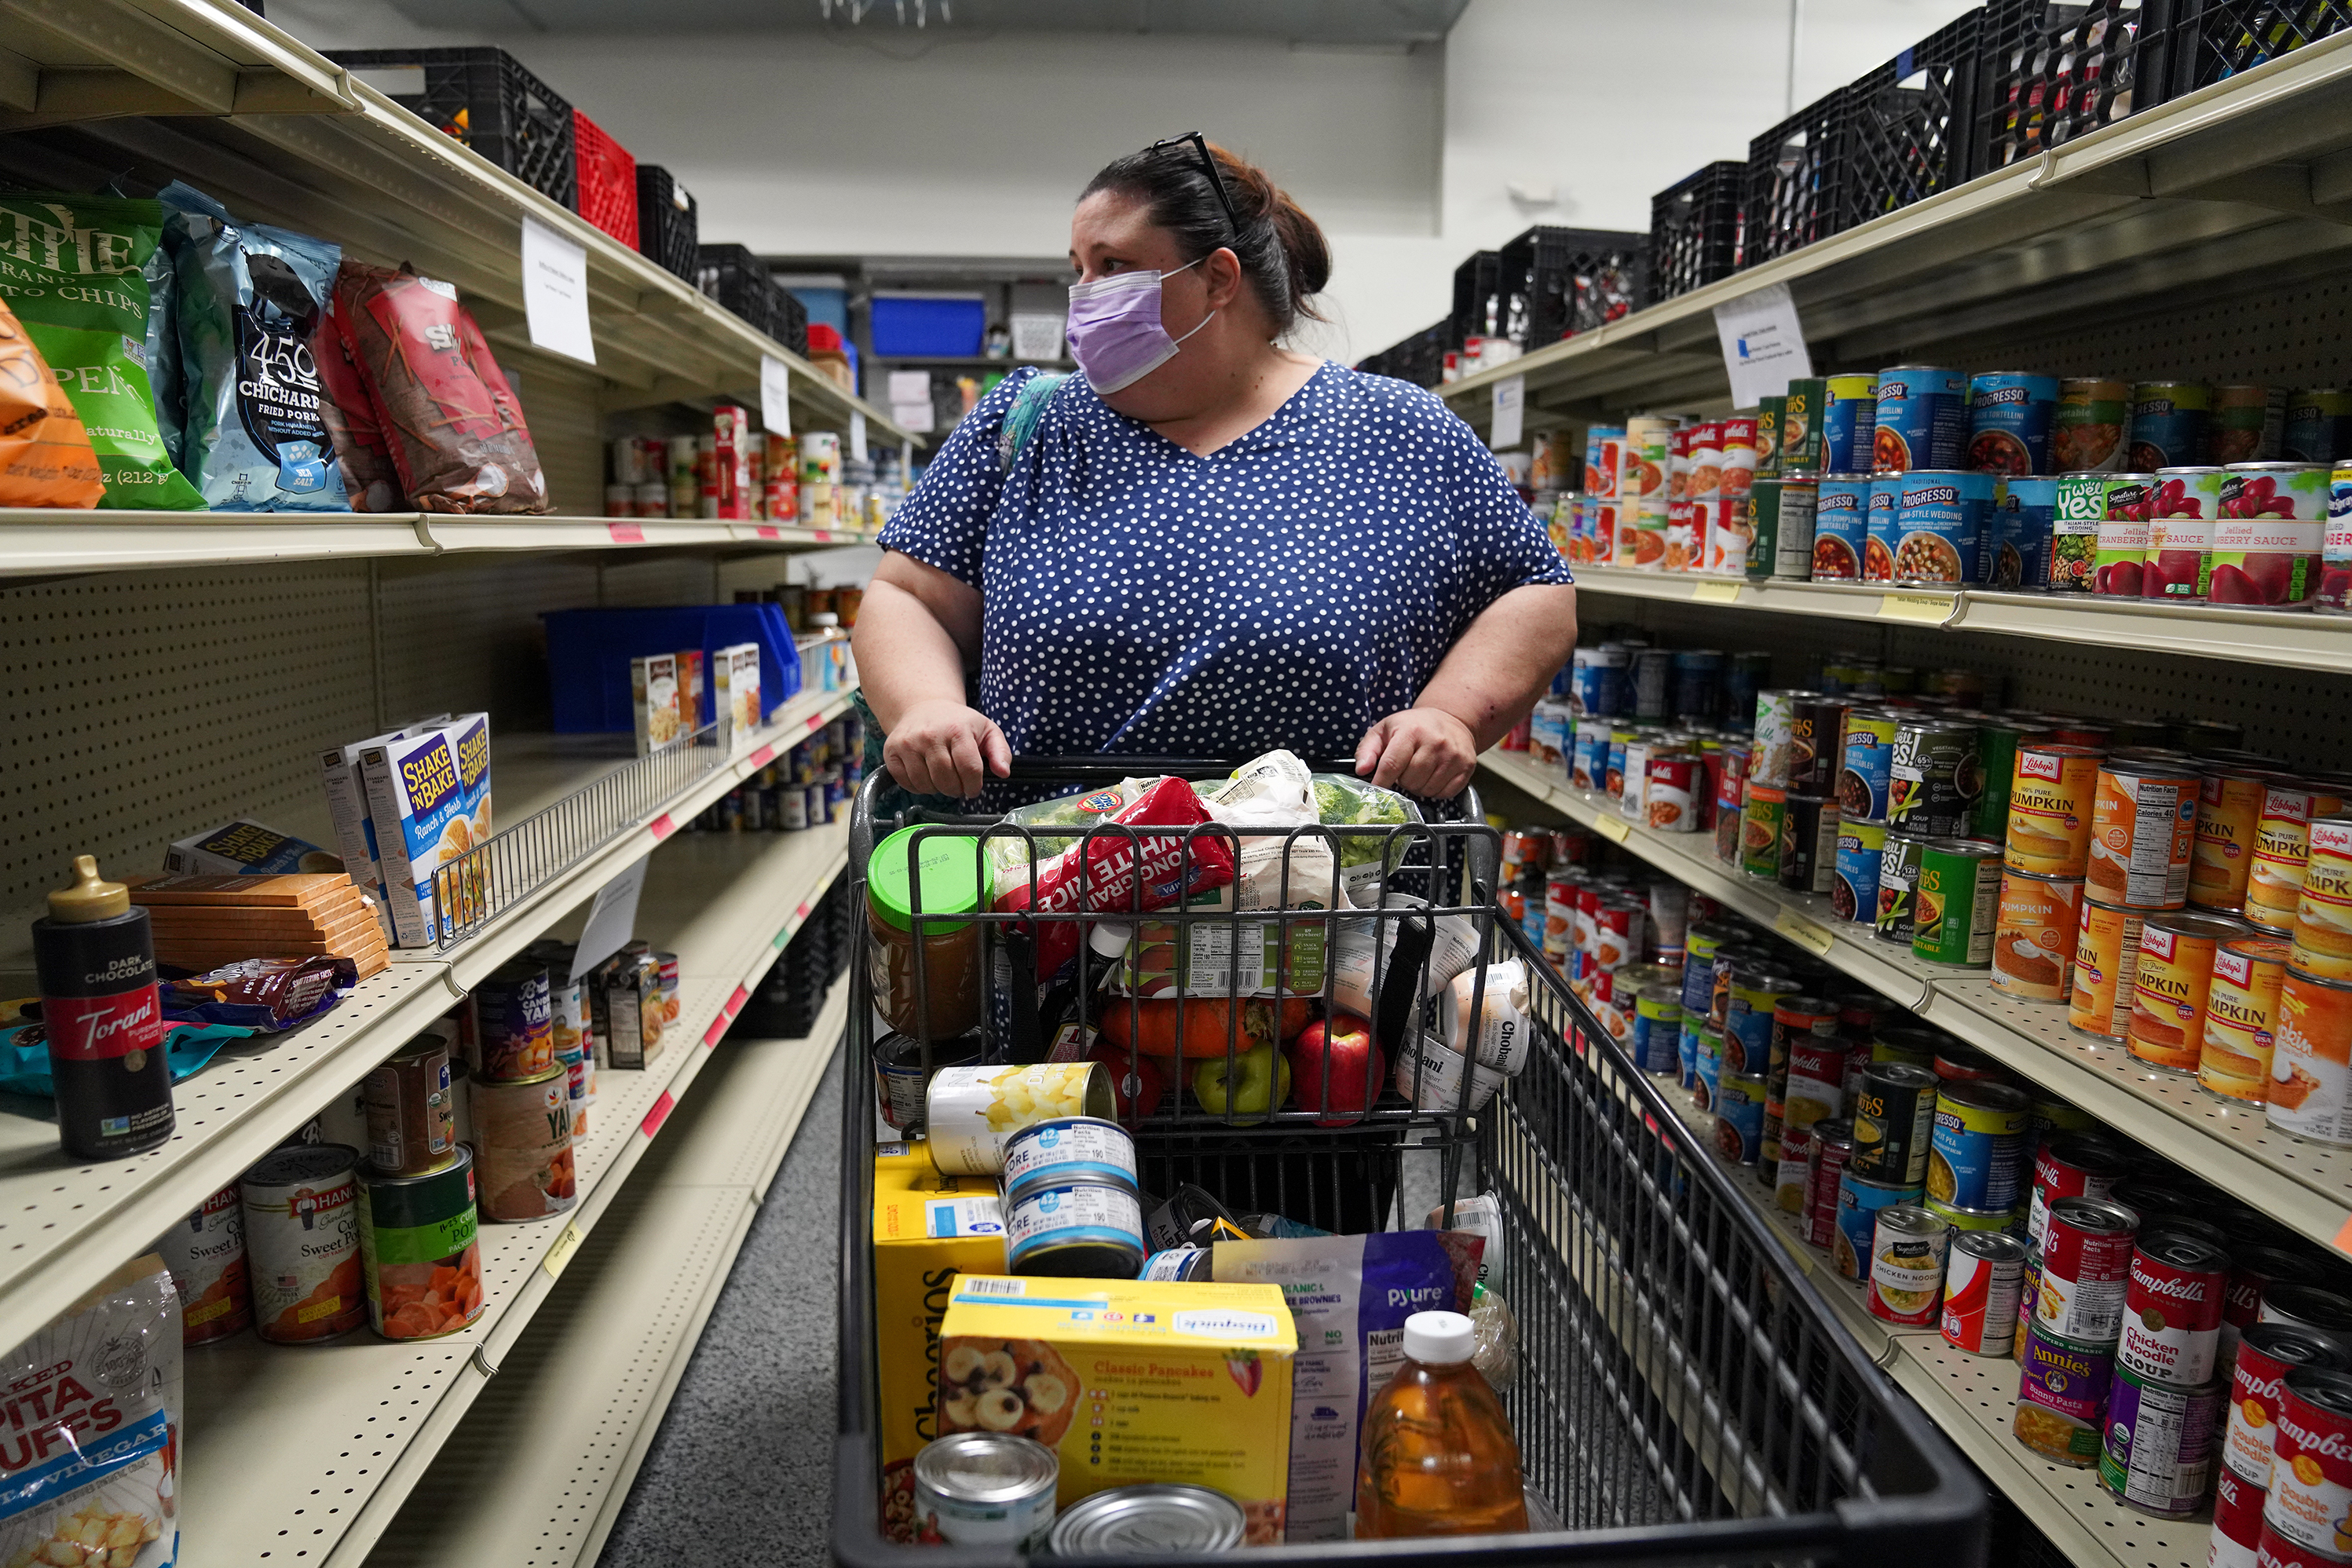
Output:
top-left (1480, 747), bottom-right (2352, 1263)
top-left (1567, 568), bottom-right (2352, 676)
top-left (0, 682), bottom-right (854, 1347)
top-left (0, 1), bottom-right (911, 448)
top-left (1441, 29), bottom-right (2352, 422)
top-left (177, 828), bottom-right (850, 1568)
top-left (362, 983), bottom-right (847, 1568)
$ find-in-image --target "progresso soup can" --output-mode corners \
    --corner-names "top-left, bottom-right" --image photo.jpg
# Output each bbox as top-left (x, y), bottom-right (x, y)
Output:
top-left (1876, 833), bottom-right (1930, 945)
top-left (1865, 474), bottom-right (1902, 583)
top-left (1759, 477), bottom-right (1820, 582)
top-left (1834, 820), bottom-right (1888, 924)
top-left (2128, 381), bottom-right (2211, 470)
top-left (1968, 371), bottom-right (2060, 476)
top-left (1823, 374), bottom-right (1880, 473)
top-left (1875, 365), bottom-right (1968, 473)
top-left (1892, 470), bottom-right (1996, 586)
top-left (1812, 474), bottom-right (1869, 580)
top-left (1836, 710), bottom-right (1898, 823)
top-left (1991, 475), bottom-right (2057, 589)
top-left (2054, 378), bottom-right (2132, 472)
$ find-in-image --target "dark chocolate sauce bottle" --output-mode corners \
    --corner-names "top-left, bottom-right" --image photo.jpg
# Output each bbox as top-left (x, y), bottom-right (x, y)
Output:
top-left (34, 856), bottom-right (174, 1160)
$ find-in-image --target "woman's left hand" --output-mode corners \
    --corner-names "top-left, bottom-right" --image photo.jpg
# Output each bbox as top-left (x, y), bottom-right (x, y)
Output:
top-left (1355, 707), bottom-right (1478, 799)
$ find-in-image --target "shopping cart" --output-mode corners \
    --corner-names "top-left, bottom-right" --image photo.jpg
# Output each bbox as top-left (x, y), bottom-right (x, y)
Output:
top-left (834, 758), bottom-right (1984, 1567)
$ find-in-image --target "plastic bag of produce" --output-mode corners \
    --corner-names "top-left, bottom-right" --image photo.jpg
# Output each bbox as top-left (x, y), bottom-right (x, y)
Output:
top-left (327, 258), bottom-right (550, 514)
top-left (995, 777), bottom-right (1235, 981)
top-left (0, 1254), bottom-right (182, 1568)
top-left (162, 181), bottom-right (347, 512)
top-left (313, 286), bottom-right (401, 511)
top-left (1310, 773), bottom-right (1422, 902)
top-left (0, 193), bottom-right (203, 510)
top-left (979, 775), bottom-right (1164, 892)
top-left (0, 294), bottom-right (104, 507)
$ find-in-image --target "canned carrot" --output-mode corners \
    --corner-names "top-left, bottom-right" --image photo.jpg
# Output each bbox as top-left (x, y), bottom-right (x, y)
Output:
top-left (2249, 782), bottom-right (2352, 933)
top-left (2193, 767), bottom-right (2284, 913)
top-left (1992, 868), bottom-right (2083, 1002)
top-left (2267, 967), bottom-right (2352, 1146)
top-left (2203, 937), bottom-right (2294, 1104)
top-left (2069, 897), bottom-right (2149, 1041)
top-left (2128, 912), bottom-right (2255, 1073)
top-left (2087, 762), bottom-right (2200, 909)
top-left (2004, 744), bottom-right (2104, 877)
top-left (2291, 814), bottom-right (2352, 980)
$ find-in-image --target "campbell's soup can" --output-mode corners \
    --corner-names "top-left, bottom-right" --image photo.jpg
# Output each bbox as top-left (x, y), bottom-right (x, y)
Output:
top-left (2028, 1134), bottom-right (2132, 1251)
top-left (1804, 1117), bottom-right (1855, 1250)
top-left (2120, 1230), bottom-right (2231, 1386)
top-left (2204, 937), bottom-right (2295, 1104)
top-left (2259, 1521), bottom-right (2346, 1568)
top-left (2227, 1247), bottom-right (2333, 1365)
top-left (2039, 1196), bottom-right (2142, 1344)
top-left (2263, 1368), bottom-right (2352, 1555)
top-left (2101, 1365), bottom-right (2222, 1519)
top-left (2213, 1466), bottom-right (2267, 1568)
top-left (2264, 1286), bottom-right (2352, 1338)
top-left (1941, 1229), bottom-right (2026, 1356)
top-left (158, 1182), bottom-right (252, 1346)
top-left (1645, 751), bottom-right (1703, 833)
top-left (2228, 1323), bottom-right (2352, 1486)
top-left (2266, 967), bottom-right (2352, 1146)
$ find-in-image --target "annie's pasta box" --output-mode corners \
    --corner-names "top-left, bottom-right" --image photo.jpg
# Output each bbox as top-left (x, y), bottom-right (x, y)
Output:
top-left (360, 712), bottom-right (492, 946)
top-left (716, 641), bottom-right (762, 748)
top-left (631, 653), bottom-right (680, 757)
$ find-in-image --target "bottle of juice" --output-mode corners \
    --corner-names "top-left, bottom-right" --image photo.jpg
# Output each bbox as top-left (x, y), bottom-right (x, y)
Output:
top-left (1355, 1310), bottom-right (1531, 1539)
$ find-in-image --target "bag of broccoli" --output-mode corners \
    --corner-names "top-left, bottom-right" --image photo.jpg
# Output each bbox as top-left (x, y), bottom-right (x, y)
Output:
top-left (1311, 773), bottom-right (1422, 903)
top-left (163, 182), bottom-right (348, 512)
top-left (0, 195), bottom-right (203, 510)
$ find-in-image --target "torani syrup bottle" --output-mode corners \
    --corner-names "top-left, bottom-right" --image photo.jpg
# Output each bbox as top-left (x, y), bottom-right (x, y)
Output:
top-left (35, 855), bottom-right (173, 1159)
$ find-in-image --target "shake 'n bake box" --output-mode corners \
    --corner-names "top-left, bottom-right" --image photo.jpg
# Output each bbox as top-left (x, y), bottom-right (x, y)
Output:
top-left (936, 1275), bottom-right (1296, 1544)
top-left (872, 1142), bottom-right (1008, 1544)
top-left (360, 712), bottom-right (492, 946)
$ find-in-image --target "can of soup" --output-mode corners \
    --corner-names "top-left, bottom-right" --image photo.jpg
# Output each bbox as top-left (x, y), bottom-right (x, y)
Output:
top-left (1741, 784), bottom-right (1787, 880)
top-left (1927, 1078), bottom-right (2031, 1211)
top-left (1780, 794), bottom-right (1839, 895)
top-left (1805, 1117), bottom-right (1856, 1248)
top-left (2028, 1134), bottom-right (2133, 1250)
top-left (1812, 474), bottom-right (1869, 580)
top-left (1913, 839), bottom-right (2002, 967)
top-left (1992, 475), bottom-right (2058, 588)
top-left (2050, 471), bottom-right (2111, 590)
top-left (2207, 385), bottom-right (2283, 464)
top-left (2118, 1228), bottom-right (2230, 1386)
top-left (2213, 1467), bottom-right (2267, 1568)
top-left (1851, 1061), bottom-right (1939, 1186)
top-left (2015, 1324), bottom-right (2116, 1465)
top-left (2262, 1369), bottom-right (2352, 1556)
top-left (2039, 1196), bottom-right (2142, 1344)
top-left (1833, 1170), bottom-right (1924, 1280)
top-left (1822, 374), bottom-right (1879, 473)
top-left (1867, 1203), bottom-right (1951, 1325)
top-left (2228, 1323), bottom-right (2352, 1486)
top-left (2129, 382), bottom-right (2212, 470)
top-left (1889, 720), bottom-right (1977, 837)
top-left (1876, 832), bottom-right (1930, 945)
top-left (2054, 378), bottom-right (2133, 473)
top-left (2099, 1365), bottom-right (2222, 1518)
top-left (1890, 470), bottom-right (1994, 585)
top-left (242, 1143), bottom-right (367, 1343)
top-left (1943, 1230), bottom-right (2028, 1356)
top-left (1836, 709), bottom-right (1899, 824)
top-left (1832, 819), bottom-right (1888, 926)
top-left (1875, 366), bottom-right (1968, 473)
top-left (1754, 476), bottom-right (1820, 583)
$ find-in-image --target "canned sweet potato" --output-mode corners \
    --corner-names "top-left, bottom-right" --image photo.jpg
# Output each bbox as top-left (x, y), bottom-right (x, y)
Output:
top-left (159, 1183), bottom-right (252, 1346)
top-left (474, 1065), bottom-right (578, 1222)
top-left (2129, 912), bottom-right (2254, 1073)
top-left (2291, 813), bottom-right (2352, 980)
top-left (2068, 897), bottom-right (2148, 1041)
top-left (2087, 762), bottom-right (2200, 909)
top-left (2196, 767), bottom-right (2286, 913)
top-left (2004, 744), bottom-right (2103, 876)
top-left (2250, 782), bottom-right (2352, 933)
top-left (2267, 966), bottom-right (2352, 1146)
top-left (2201, 935), bottom-right (2292, 1101)
top-left (1992, 868), bottom-right (2083, 1002)
top-left (242, 1143), bottom-right (367, 1343)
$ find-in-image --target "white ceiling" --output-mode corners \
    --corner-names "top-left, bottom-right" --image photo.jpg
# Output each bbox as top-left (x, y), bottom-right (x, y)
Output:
top-left (375, 0), bottom-right (1470, 42)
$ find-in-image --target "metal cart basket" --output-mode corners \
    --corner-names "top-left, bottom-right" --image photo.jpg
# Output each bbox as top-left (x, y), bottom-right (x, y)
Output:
top-left (834, 758), bottom-right (1984, 1567)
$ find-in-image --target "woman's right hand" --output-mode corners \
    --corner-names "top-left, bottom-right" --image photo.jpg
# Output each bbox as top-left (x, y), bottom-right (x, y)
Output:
top-left (883, 700), bottom-right (1011, 799)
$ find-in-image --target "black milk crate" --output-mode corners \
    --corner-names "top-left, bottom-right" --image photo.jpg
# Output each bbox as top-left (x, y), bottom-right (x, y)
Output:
top-left (1360, 320), bottom-right (1448, 388)
top-left (697, 243), bottom-right (808, 354)
top-left (832, 755), bottom-right (1984, 1567)
top-left (635, 164), bottom-right (699, 283)
top-left (1450, 249), bottom-right (1502, 351)
top-left (1650, 160), bottom-right (1746, 301)
top-left (1974, 0), bottom-right (2154, 174)
top-left (2138, 0), bottom-right (2352, 104)
top-left (327, 47), bottom-right (576, 210)
top-left (1496, 225), bottom-right (1650, 349)
top-left (1842, 9), bottom-right (1986, 228)
top-left (1747, 86), bottom-right (1854, 265)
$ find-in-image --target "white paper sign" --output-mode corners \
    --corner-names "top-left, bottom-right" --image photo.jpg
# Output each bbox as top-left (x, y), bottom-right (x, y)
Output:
top-left (519, 216), bottom-right (595, 365)
top-left (887, 370), bottom-right (931, 404)
top-left (760, 354), bottom-right (792, 437)
top-left (1713, 282), bottom-right (1812, 408)
top-left (572, 853), bottom-right (649, 982)
top-left (849, 408), bottom-right (869, 463)
top-left (1489, 374), bottom-right (1525, 451)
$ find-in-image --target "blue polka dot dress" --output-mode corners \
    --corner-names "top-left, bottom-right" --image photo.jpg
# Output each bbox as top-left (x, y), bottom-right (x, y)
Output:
top-left (878, 362), bottom-right (1573, 762)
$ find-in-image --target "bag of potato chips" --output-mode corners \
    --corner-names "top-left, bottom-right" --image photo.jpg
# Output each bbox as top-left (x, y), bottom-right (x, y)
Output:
top-left (0, 294), bottom-right (103, 507)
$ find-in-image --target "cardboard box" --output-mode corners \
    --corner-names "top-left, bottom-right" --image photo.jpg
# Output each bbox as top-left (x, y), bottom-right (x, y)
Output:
top-left (937, 1274), bottom-right (1294, 1541)
top-left (163, 820), bottom-right (342, 877)
top-left (675, 649), bottom-right (705, 732)
top-left (631, 652), bottom-right (680, 756)
top-left (716, 641), bottom-right (762, 748)
top-left (320, 715), bottom-right (450, 942)
top-left (359, 713), bottom-right (492, 946)
top-left (872, 1142), bottom-right (1008, 1544)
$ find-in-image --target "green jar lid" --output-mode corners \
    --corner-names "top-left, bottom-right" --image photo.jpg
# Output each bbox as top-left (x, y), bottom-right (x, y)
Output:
top-left (867, 825), bottom-right (986, 934)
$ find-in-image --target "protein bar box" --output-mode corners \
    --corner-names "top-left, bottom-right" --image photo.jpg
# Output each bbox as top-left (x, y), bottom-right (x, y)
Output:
top-left (360, 712), bottom-right (492, 946)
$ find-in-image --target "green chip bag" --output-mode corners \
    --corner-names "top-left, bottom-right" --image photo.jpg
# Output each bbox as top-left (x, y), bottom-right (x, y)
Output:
top-left (0, 195), bottom-right (203, 510)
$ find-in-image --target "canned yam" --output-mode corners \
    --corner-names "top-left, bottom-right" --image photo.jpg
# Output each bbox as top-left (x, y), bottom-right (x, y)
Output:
top-left (2005, 744), bottom-right (2103, 876)
top-left (2088, 762), bottom-right (2200, 909)
top-left (474, 1065), bottom-right (577, 1222)
top-left (158, 1183), bottom-right (252, 1346)
top-left (2196, 769), bottom-right (2284, 912)
top-left (2069, 897), bottom-right (2149, 1041)
top-left (2249, 783), bottom-right (2350, 933)
top-left (2129, 912), bottom-right (2254, 1073)
top-left (357, 1144), bottom-right (485, 1340)
top-left (242, 1143), bottom-right (366, 1343)
top-left (1992, 868), bottom-right (2083, 1001)
top-left (2267, 967), bottom-right (2352, 1146)
top-left (2204, 937), bottom-right (2294, 1102)
top-left (2291, 815), bottom-right (2352, 980)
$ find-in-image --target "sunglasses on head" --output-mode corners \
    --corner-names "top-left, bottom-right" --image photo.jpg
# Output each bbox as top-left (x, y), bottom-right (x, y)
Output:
top-left (1146, 130), bottom-right (1241, 241)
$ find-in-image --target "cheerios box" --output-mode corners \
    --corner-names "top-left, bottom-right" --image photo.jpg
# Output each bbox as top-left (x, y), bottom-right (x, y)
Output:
top-left (936, 1274), bottom-right (1295, 1541)
top-left (872, 1142), bottom-right (1008, 1542)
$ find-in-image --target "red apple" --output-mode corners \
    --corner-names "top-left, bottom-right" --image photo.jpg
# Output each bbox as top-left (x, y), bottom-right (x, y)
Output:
top-left (1086, 1043), bottom-right (1167, 1125)
top-left (1288, 1013), bottom-right (1384, 1128)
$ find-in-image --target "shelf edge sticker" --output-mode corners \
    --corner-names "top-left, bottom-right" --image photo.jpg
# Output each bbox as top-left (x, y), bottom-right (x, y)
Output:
top-left (1877, 592), bottom-right (1950, 623)
top-left (703, 1011), bottom-right (728, 1048)
top-left (807, 711), bottom-right (825, 730)
top-left (2336, 1214), bottom-right (2352, 1256)
top-left (725, 985), bottom-right (748, 1020)
top-left (642, 1090), bottom-right (676, 1137)
top-left (1594, 815), bottom-right (1632, 844)
top-left (540, 1220), bottom-right (583, 1281)
top-left (607, 521), bottom-right (646, 544)
top-left (1694, 581), bottom-right (1741, 604)
top-left (756, 525), bottom-right (781, 540)
top-left (748, 744), bottom-right (777, 769)
top-left (813, 528), bottom-right (835, 542)
top-left (649, 813), bottom-right (677, 841)
top-left (1772, 908), bottom-right (1837, 957)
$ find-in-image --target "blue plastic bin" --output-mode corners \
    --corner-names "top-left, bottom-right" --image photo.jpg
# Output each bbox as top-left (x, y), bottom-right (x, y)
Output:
top-left (869, 294), bottom-right (986, 357)
top-left (543, 605), bottom-right (803, 734)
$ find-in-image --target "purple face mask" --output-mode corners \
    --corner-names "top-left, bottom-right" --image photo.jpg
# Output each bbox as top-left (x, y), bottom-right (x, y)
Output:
top-left (1064, 258), bottom-right (1214, 395)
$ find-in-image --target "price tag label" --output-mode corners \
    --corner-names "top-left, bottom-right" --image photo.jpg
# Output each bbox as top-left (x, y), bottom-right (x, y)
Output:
top-left (702, 1011), bottom-right (729, 1048)
top-left (1877, 592), bottom-right (1951, 623)
top-left (641, 1090), bottom-right (676, 1138)
top-left (755, 525), bottom-right (781, 540)
top-left (812, 529), bottom-right (835, 543)
top-left (1593, 815), bottom-right (1632, 845)
top-left (724, 985), bottom-right (748, 1021)
top-left (1773, 908), bottom-right (1837, 956)
top-left (541, 1221), bottom-right (583, 1280)
top-left (607, 521), bottom-right (646, 544)
top-left (1694, 580), bottom-right (1742, 604)
top-left (648, 813), bottom-right (677, 841)
top-left (748, 744), bottom-right (777, 769)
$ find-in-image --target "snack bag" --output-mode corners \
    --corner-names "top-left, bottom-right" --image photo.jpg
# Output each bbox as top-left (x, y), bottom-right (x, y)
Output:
top-left (994, 777), bottom-right (1236, 981)
top-left (328, 258), bottom-right (550, 514)
top-left (0, 1255), bottom-right (182, 1568)
top-left (0, 194), bottom-right (203, 509)
top-left (312, 287), bottom-right (401, 511)
top-left (163, 181), bottom-right (347, 511)
top-left (160, 956), bottom-right (356, 1031)
top-left (0, 293), bottom-right (103, 507)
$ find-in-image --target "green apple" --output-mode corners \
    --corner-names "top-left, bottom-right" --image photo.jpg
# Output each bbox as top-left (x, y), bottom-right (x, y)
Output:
top-left (1192, 1042), bottom-right (1291, 1124)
